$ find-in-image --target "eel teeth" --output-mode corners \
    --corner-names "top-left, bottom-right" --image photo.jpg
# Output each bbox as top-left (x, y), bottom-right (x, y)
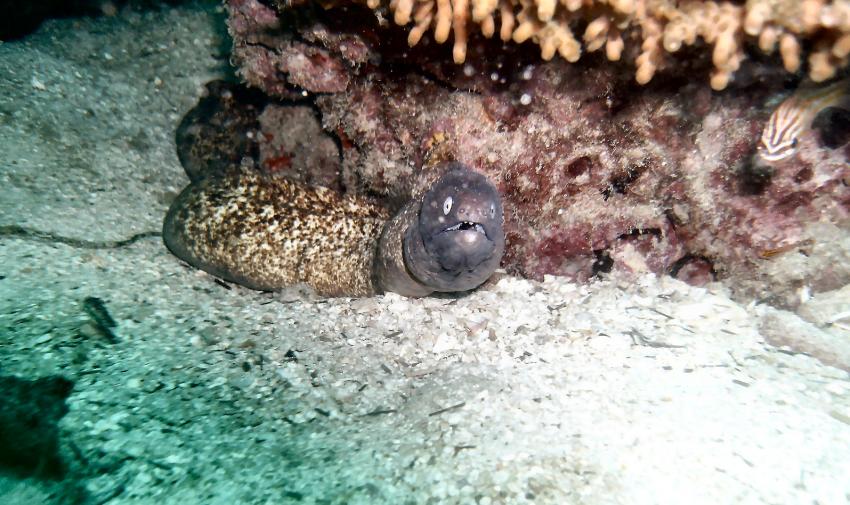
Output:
top-left (445, 221), bottom-right (485, 233)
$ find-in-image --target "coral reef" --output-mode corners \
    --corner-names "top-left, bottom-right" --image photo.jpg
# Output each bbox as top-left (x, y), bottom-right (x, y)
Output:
top-left (258, 103), bottom-right (345, 190)
top-left (271, 0), bottom-right (850, 89)
top-left (176, 80), bottom-right (345, 189)
top-left (223, 0), bottom-right (850, 308)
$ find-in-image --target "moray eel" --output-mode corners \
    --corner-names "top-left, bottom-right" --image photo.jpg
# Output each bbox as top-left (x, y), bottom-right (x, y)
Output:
top-left (163, 162), bottom-right (504, 297)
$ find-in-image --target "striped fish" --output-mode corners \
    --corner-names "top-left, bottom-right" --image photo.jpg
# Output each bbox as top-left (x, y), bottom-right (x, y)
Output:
top-left (758, 78), bottom-right (850, 162)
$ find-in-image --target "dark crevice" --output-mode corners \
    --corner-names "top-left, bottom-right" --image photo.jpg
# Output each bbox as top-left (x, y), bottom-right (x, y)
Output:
top-left (812, 106), bottom-right (850, 149)
top-left (669, 254), bottom-right (717, 280)
top-left (617, 227), bottom-right (662, 240)
top-left (601, 165), bottom-right (644, 200)
top-left (591, 249), bottom-right (613, 276)
top-left (738, 155), bottom-right (774, 195)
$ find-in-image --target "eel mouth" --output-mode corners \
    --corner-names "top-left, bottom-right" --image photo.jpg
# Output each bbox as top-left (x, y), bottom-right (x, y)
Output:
top-left (443, 221), bottom-right (486, 234)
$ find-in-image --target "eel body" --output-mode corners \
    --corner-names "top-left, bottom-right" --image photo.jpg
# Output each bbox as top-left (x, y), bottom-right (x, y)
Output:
top-left (163, 163), bottom-right (505, 297)
top-left (163, 168), bottom-right (388, 296)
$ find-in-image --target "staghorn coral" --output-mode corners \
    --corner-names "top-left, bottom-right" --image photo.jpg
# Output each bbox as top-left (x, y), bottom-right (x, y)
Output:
top-left (295, 0), bottom-right (850, 90)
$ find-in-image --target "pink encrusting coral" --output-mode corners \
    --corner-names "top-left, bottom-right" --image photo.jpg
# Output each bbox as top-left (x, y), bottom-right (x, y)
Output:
top-left (226, 0), bottom-right (850, 307)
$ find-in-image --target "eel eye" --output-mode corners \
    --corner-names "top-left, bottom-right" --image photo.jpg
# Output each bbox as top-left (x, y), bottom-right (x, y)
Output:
top-left (490, 203), bottom-right (496, 219)
top-left (443, 196), bottom-right (453, 215)
top-left (790, 138), bottom-right (798, 149)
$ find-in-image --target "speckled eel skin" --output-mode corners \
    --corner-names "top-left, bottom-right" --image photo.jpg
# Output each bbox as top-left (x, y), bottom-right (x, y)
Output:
top-left (163, 162), bottom-right (505, 297)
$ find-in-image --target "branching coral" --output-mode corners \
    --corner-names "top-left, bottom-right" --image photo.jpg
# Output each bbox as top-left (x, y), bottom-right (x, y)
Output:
top-left (311, 0), bottom-right (850, 90)
top-left (745, 0), bottom-right (850, 82)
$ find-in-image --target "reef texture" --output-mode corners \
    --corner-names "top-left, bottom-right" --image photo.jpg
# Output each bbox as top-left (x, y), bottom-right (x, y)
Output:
top-left (225, 0), bottom-right (850, 308)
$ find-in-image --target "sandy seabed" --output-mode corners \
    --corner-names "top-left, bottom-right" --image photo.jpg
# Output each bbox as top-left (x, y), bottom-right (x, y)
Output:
top-left (1, 2), bottom-right (849, 504)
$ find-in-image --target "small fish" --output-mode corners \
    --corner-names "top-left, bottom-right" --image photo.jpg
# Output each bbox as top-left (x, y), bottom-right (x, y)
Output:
top-left (758, 79), bottom-right (850, 162)
top-left (82, 296), bottom-right (118, 342)
top-left (758, 239), bottom-right (814, 259)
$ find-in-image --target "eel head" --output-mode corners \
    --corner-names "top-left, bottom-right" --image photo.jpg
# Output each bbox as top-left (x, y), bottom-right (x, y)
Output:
top-left (403, 163), bottom-right (505, 293)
